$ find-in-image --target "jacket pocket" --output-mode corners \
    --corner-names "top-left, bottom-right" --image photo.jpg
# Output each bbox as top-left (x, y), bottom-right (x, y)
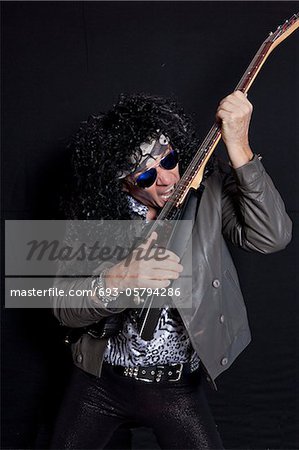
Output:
top-left (71, 333), bottom-right (107, 377)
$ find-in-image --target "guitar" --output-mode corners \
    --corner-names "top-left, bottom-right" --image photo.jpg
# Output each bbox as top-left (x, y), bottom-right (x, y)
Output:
top-left (135, 13), bottom-right (299, 340)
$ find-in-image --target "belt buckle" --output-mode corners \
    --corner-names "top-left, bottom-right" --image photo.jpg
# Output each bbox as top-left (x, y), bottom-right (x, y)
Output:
top-left (169, 363), bottom-right (183, 382)
top-left (135, 366), bottom-right (165, 383)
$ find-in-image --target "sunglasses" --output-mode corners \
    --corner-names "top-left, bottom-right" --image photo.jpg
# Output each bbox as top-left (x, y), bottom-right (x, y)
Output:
top-left (134, 149), bottom-right (179, 189)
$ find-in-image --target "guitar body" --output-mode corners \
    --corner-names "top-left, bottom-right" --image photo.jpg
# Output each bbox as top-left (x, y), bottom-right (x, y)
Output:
top-left (136, 186), bottom-right (205, 340)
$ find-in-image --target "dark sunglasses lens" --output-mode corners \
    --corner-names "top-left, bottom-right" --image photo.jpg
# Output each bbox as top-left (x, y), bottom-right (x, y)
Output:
top-left (136, 168), bottom-right (157, 188)
top-left (160, 150), bottom-right (178, 170)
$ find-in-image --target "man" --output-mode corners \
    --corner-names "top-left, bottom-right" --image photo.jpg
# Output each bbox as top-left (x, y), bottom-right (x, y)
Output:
top-left (51, 91), bottom-right (292, 449)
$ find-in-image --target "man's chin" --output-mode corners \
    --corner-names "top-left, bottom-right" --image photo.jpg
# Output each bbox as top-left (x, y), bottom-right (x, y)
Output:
top-left (158, 197), bottom-right (168, 206)
top-left (151, 196), bottom-right (171, 211)
top-left (156, 198), bottom-right (171, 210)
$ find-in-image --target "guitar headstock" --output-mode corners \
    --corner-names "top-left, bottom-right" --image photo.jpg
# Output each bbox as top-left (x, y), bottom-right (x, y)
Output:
top-left (267, 13), bottom-right (299, 50)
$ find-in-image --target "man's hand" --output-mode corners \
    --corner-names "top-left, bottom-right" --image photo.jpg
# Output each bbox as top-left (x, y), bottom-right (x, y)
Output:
top-left (216, 90), bottom-right (254, 168)
top-left (105, 232), bottom-right (183, 290)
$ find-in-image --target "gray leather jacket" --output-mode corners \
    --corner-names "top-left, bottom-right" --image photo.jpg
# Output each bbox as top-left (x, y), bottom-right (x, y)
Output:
top-left (53, 155), bottom-right (292, 385)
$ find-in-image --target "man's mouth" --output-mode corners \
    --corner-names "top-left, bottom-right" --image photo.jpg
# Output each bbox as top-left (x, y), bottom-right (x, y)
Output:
top-left (161, 185), bottom-right (175, 200)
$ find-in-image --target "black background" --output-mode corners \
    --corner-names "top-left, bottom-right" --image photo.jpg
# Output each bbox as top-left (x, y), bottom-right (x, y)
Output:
top-left (2, 2), bottom-right (298, 449)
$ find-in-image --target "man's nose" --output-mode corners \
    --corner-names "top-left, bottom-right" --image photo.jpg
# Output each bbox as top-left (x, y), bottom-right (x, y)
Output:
top-left (156, 166), bottom-right (174, 185)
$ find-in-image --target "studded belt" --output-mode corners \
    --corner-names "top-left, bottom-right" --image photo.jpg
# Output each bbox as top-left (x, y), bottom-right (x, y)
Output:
top-left (105, 361), bottom-right (200, 383)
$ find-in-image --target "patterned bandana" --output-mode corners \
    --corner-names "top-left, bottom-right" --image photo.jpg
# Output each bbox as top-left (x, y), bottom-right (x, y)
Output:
top-left (117, 133), bottom-right (170, 179)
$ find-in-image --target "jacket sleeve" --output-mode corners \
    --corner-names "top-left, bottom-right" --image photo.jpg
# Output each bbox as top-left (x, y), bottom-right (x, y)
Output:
top-left (52, 273), bottom-right (124, 328)
top-left (52, 222), bottom-right (126, 328)
top-left (221, 155), bottom-right (292, 253)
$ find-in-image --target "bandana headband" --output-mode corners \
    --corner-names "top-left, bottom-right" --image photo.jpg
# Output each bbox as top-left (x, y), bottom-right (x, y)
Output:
top-left (117, 133), bottom-right (170, 179)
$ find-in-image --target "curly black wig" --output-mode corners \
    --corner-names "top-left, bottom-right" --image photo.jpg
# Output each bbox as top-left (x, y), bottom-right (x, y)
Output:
top-left (66, 93), bottom-right (204, 220)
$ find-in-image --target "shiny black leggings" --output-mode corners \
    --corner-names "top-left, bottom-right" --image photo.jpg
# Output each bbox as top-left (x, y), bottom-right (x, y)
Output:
top-left (50, 364), bottom-right (223, 450)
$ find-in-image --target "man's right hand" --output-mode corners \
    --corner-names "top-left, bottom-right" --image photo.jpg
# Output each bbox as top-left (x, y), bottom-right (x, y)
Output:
top-left (104, 232), bottom-right (183, 290)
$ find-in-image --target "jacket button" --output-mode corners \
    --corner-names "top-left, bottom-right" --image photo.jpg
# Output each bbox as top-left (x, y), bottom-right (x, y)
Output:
top-left (212, 279), bottom-right (220, 288)
top-left (221, 357), bottom-right (228, 366)
top-left (76, 354), bottom-right (83, 364)
top-left (219, 314), bottom-right (225, 323)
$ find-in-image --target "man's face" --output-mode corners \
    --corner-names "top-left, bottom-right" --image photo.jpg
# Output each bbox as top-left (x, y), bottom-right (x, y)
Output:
top-left (124, 147), bottom-right (181, 217)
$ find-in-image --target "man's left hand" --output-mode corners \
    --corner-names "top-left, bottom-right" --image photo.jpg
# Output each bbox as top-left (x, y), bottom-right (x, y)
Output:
top-left (216, 90), bottom-right (254, 168)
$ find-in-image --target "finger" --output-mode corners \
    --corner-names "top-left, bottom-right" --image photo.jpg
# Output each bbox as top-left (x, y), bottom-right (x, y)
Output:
top-left (219, 92), bottom-right (250, 109)
top-left (235, 90), bottom-right (247, 99)
top-left (219, 97), bottom-right (237, 108)
top-left (139, 260), bottom-right (183, 274)
top-left (217, 104), bottom-right (236, 115)
top-left (137, 261), bottom-right (182, 278)
top-left (122, 258), bottom-right (183, 278)
top-left (227, 90), bottom-right (247, 102)
top-left (147, 247), bottom-right (181, 264)
top-left (131, 258), bottom-right (183, 282)
top-left (153, 261), bottom-right (183, 272)
top-left (218, 100), bottom-right (249, 115)
top-left (216, 109), bottom-right (231, 123)
top-left (216, 107), bottom-right (250, 122)
top-left (130, 278), bottom-right (171, 289)
top-left (151, 269), bottom-right (181, 280)
top-left (146, 265), bottom-right (183, 278)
